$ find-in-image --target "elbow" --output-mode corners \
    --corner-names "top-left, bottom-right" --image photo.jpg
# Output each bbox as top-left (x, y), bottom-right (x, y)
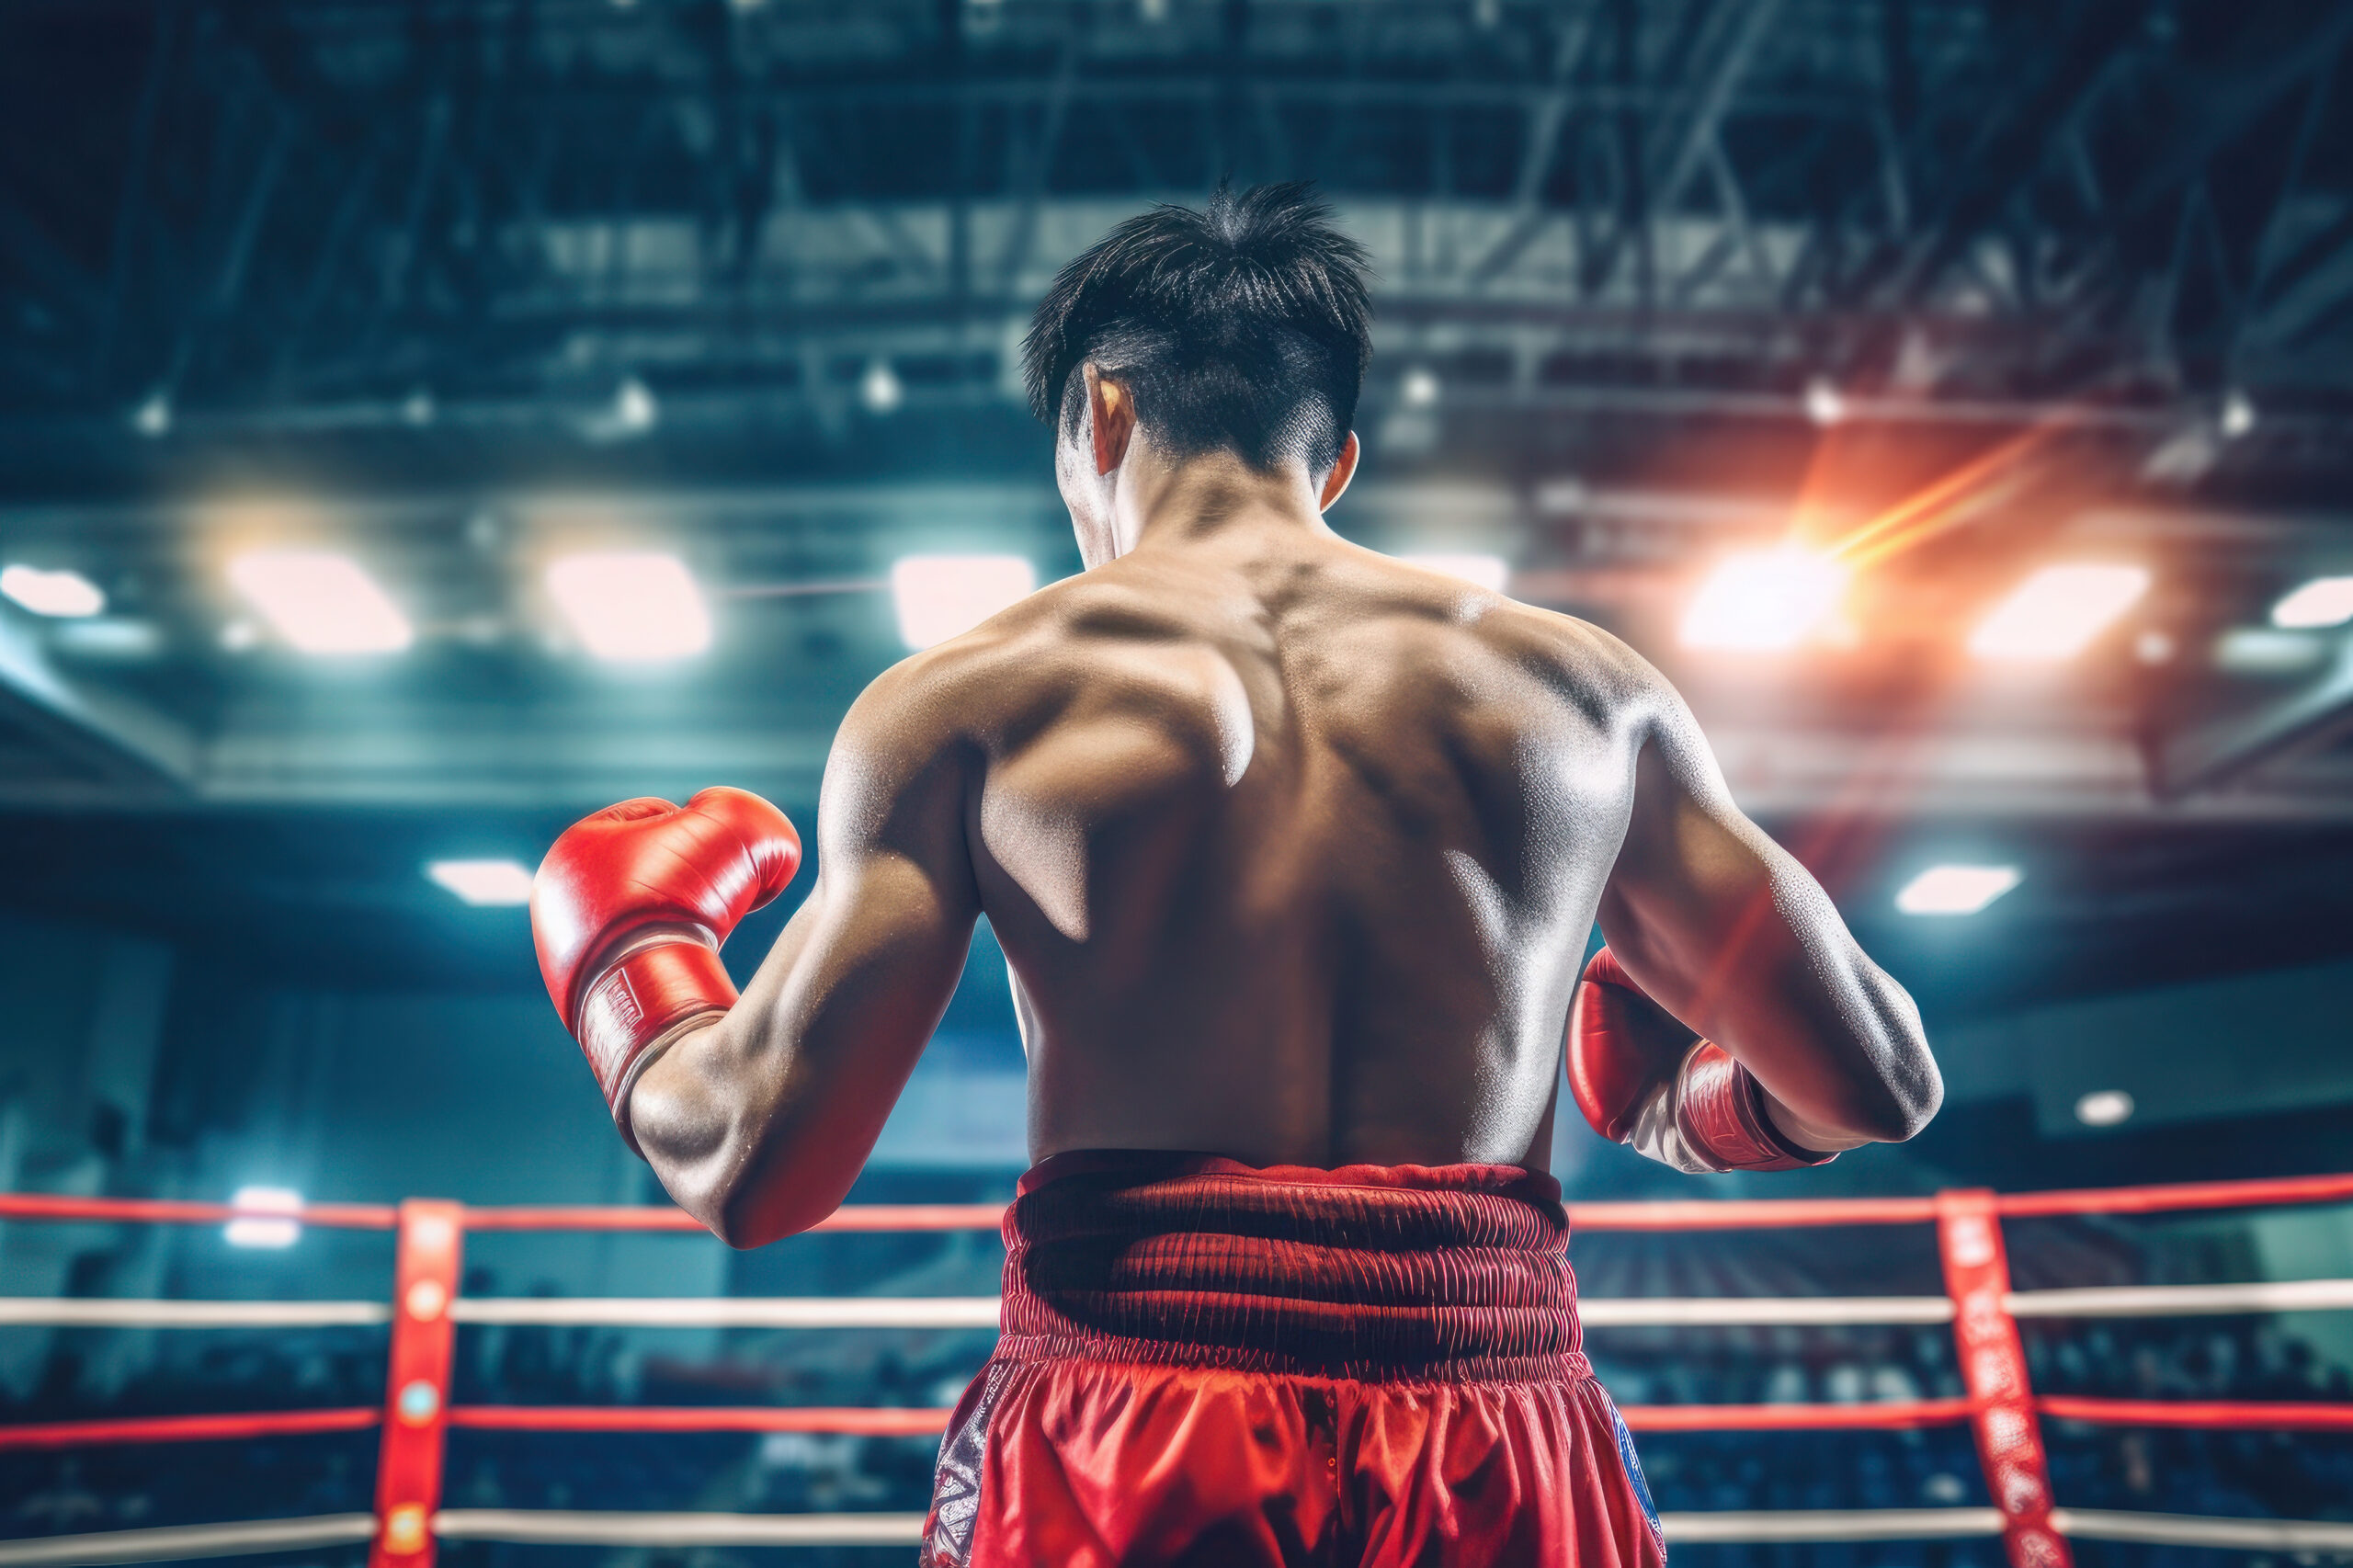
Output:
top-left (1859, 1083), bottom-right (1939, 1145)
top-left (1782, 1047), bottom-right (1941, 1148)
top-left (1853, 1045), bottom-right (1944, 1145)
top-left (1834, 978), bottom-right (1942, 1144)
top-left (708, 1199), bottom-right (819, 1252)
top-left (705, 1201), bottom-right (780, 1251)
top-left (705, 1158), bottom-right (858, 1251)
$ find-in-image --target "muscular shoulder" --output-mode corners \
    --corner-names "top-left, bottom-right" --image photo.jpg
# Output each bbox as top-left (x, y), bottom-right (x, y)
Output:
top-left (838, 571), bottom-right (1202, 760)
top-left (1420, 582), bottom-right (1672, 737)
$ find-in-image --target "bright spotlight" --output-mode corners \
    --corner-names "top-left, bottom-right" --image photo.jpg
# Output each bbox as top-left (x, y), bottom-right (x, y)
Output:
top-left (2271, 575), bottom-right (2353, 631)
top-left (1401, 367), bottom-right (1440, 409)
top-left (614, 377), bottom-right (656, 434)
top-left (1803, 377), bottom-right (1846, 426)
top-left (131, 390), bottom-right (171, 437)
top-left (546, 552), bottom-right (711, 660)
top-left (860, 359), bottom-right (904, 415)
top-left (1679, 546), bottom-right (1849, 652)
top-left (891, 555), bottom-right (1035, 650)
top-left (426, 859), bottom-right (535, 907)
top-left (2074, 1089), bottom-right (2135, 1128)
top-left (225, 1187), bottom-right (302, 1249)
top-left (1401, 553), bottom-right (1509, 593)
top-left (228, 551), bottom-right (413, 655)
top-left (1894, 864), bottom-right (2020, 916)
top-left (1968, 564), bottom-right (2148, 662)
top-left (0, 565), bottom-right (105, 618)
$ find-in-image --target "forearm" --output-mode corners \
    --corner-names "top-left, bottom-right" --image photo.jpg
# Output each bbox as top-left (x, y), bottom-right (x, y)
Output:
top-left (628, 869), bottom-right (974, 1247)
top-left (1591, 666), bottom-right (1941, 1161)
top-left (628, 1012), bottom-right (872, 1246)
top-left (1729, 925), bottom-right (1939, 1147)
top-left (1759, 1087), bottom-right (1882, 1153)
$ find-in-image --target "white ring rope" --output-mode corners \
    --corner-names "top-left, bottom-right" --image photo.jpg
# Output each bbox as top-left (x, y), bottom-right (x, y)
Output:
top-left (0, 1300), bottom-right (391, 1328)
top-left (2048, 1508), bottom-right (2353, 1552)
top-left (1579, 1297), bottom-right (1955, 1326)
top-left (11, 1507), bottom-right (2347, 1562)
top-left (2006, 1278), bottom-right (2353, 1318)
top-left (0, 1514), bottom-right (374, 1567)
top-left (433, 1509), bottom-right (926, 1546)
top-left (1662, 1508), bottom-right (2004, 1542)
top-left (6, 1278), bottom-right (2349, 1331)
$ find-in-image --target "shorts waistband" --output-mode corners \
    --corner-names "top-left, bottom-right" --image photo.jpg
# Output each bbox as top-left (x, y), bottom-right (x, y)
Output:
top-left (995, 1150), bottom-right (1586, 1383)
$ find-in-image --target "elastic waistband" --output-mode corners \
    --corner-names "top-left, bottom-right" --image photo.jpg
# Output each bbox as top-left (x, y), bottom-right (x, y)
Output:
top-left (996, 1150), bottom-right (1586, 1383)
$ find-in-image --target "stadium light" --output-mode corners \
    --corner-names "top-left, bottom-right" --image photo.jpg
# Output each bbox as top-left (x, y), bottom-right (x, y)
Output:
top-left (891, 555), bottom-right (1036, 649)
top-left (2074, 1090), bottom-right (2135, 1128)
top-left (1679, 546), bottom-right (1848, 652)
top-left (227, 551), bottom-right (413, 654)
top-left (131, 390), bottom-right (171, 437)
top-left (612, 376), bottom-right (656, 435)
top-left (426, 859), bottom-right (536, 907)
top-left (1894, 864), bottom-right (2020, 916)
top-left (225, 1186), bottom-right (302, 1249)
top-left (0, 564), bottom-right (105, 618)
top-left (861, 359), bottom-right (904, 415)
top-left (546, 551), bottom-right (711, 660)
top-left (2271, 575), bottom-right (2353, 631)
top-left (1400, 553), bottom-right (1509, 593)
top-left (1968, 564), bottom-right (2147, 662)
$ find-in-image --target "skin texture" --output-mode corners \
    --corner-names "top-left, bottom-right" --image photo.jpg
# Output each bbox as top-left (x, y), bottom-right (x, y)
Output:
top-left (631, 369), bottom-right (1942, 1247)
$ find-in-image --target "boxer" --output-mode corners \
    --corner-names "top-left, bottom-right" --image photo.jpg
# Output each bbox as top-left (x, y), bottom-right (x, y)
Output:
top-left (532, 184), bottom-right (1940, 1567)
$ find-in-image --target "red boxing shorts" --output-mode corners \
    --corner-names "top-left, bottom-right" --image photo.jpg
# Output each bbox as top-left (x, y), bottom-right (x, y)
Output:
top-left (922, 1152), bottom-right (1665, 1568)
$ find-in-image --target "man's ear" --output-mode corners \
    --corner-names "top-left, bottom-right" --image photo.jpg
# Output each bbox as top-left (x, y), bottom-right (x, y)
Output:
top-left (1086, 365), bottom-right (1136, 477)
top-left (1318, 431), bottom-right (1360, 512)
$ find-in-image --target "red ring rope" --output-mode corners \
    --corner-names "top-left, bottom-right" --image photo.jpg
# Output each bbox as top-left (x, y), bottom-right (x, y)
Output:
top-left (0, 1407), bottom-right (379, 1450)
top-left (1994, 1173), bottom-right (2353, 1218)
top-left (1568, 1197), bottom-right (1939, 1230)
top-left (6, 1169), bottom-right (2349, 1234)
top-left (447, 1405), bottom-right (953, 1437)
top-left (1619, 1399), bottom-right (1973, 1431)
top-left (2035, 1395), bottom-right (2353, 1432)
top-left (0, 1194), bottom-right (397, 1228)
top-left (460, 1203), bottom-right (1007, 1233)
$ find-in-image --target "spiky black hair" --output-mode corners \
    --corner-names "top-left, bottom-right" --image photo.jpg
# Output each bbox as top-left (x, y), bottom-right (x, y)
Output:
top-left (1022, 182), bottom-right (1373, 475)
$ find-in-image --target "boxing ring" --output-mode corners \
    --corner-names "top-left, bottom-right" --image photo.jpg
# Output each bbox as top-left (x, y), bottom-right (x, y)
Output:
top-left (4, 1174), bottom-right (2351, 1568)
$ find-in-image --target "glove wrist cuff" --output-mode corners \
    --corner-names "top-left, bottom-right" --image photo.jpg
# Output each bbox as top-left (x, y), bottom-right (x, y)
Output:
top-left (1674, 1042), bottom-right (1838, 1173)
top-left (574, 942), bottom-right (738, 1154)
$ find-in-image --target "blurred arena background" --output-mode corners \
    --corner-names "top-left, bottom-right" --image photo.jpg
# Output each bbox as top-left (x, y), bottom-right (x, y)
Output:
top-left (1, 0), bottom-right (2351, 1561)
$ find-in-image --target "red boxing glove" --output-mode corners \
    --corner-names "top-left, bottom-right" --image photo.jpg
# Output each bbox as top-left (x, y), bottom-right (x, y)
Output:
top-left (1567, 947), bottom-right (1834, 1174)
top-left (532, 787), bottom-right (802, 1151)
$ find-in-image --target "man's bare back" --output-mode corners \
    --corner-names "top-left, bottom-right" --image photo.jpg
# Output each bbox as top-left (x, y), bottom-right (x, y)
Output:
top-left (621, 434), bottom-right (1934, 1245)
top-left (942, 523), bottom-right (1636, 1171)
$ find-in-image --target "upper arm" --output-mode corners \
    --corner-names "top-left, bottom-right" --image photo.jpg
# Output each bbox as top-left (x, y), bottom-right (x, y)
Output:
top-left (743, 666), bottom-right (983, 1077)
top-left (1595, 667), bottom-right (1819, 1021)
top-left (635, 663), bottom-right (984, 1242)
top-left (1595, 659), bottom-right (1938, 1142)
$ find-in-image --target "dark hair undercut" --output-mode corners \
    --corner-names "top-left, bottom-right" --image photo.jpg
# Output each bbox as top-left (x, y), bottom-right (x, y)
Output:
top-left (1022, 182), bottom-right (1373, 476)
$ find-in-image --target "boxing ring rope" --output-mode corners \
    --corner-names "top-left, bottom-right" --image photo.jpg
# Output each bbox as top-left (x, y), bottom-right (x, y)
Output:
top-left (14, 1278), bottom-right (2350, 1332)
top-left (0, 1175), bottom-right (2348, 1566)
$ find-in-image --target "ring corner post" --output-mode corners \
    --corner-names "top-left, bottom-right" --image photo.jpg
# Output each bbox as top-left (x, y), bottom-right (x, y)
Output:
top-left (1937, 1187), bottom-right (2070, 1568)
top-left (371, 1199), bottom-right (465, 1568)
